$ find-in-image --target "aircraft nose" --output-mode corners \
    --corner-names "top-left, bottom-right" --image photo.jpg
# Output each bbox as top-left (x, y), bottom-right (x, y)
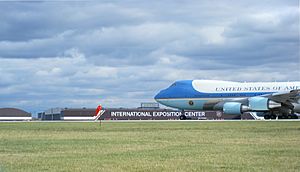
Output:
top-left (154, 89), bottom-right (168, 105)
top-left (154, 90), bottom-right (165, 100)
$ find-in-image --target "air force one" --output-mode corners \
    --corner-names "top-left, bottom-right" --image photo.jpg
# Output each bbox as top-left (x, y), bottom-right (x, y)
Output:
top-left (154, 80), bottom-right (300, 120)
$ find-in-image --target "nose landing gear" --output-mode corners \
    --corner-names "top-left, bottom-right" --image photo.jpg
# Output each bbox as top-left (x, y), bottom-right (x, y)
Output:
top-left (179, 115), bottom-right (187, 120)
top-left (179, 110), bottom-right (187, 120)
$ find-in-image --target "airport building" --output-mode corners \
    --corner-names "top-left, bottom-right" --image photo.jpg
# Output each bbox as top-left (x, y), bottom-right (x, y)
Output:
top-left (38, 108), bottom-right (63, 120)
top-left (0, 103), bottom-right (255, 121)
top-left (0, 108), bottom-right (32, 121)
top-left (36, 105), bottom-right (255, 121)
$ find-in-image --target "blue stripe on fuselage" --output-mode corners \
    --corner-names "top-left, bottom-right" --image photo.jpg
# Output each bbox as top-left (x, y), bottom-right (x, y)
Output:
top-left (154, 80), bottom-right (274, 99)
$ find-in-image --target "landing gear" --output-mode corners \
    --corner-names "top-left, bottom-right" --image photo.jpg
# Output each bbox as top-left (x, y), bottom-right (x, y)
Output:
top-left (264, 112), bottom-right (277, 120)
top-left (264, 112), bottom-right (298, 120)
top-left (179, 115), bottom-right (187, 120)
top-left (270, 114), bottom-right (277, 119)
top-left (179, 110), bottom-right (187, 120)
top-left (287, 114), bottom-right (298, 119)
top-left (279, 115), bottom-right (287, 119)
top-left (264, 114), bottom-right (270, 120)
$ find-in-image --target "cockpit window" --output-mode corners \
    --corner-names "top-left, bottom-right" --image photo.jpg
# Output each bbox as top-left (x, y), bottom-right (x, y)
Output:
top-left (170, 83), bottom-right (176, 87)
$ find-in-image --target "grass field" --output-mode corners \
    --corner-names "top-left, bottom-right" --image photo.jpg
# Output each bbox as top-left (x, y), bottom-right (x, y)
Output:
top-left (0, 121), bottom-right (299, 172)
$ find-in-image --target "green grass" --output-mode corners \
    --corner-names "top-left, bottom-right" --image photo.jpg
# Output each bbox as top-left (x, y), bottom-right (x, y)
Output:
top-left (0, 121), bottom-right (300, 172)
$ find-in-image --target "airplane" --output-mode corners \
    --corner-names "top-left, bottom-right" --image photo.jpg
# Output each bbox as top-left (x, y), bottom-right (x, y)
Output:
top-left (154, 80), bottom-right (300, 120)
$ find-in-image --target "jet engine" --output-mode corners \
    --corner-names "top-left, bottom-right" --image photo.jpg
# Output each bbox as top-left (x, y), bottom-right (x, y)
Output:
top-left (223, 102), bottom-right (250, 115)
top-left (248, 97), bottom-right (281, 111)
top-left (293, 104), bottom-right (300, 113)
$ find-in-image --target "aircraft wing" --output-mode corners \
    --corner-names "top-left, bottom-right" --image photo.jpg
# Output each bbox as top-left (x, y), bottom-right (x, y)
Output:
top-left (263, 89), bottom-right (300, 107)
top-left (212, 90), bottom-right (300, 110)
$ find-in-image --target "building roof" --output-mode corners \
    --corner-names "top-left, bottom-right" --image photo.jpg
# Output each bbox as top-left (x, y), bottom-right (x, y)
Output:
top-left (0, 108), bottom-right (31, 117)
top-left (62, 108), bottom-right (95, 117)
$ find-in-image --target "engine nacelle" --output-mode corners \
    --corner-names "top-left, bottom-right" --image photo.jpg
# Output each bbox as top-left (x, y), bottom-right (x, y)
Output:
top-left (293, 104), bottom-right (300, 113)
top-left (248, 97), bottom-right (281, 111)
top-left (223, 102), bottom-right (250, 115)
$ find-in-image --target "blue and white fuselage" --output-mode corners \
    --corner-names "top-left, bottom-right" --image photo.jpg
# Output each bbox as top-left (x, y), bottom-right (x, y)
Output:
top-left (155, 80), bottom-right (300, 119)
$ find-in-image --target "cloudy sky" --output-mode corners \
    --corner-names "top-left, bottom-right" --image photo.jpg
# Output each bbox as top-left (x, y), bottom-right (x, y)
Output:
top-left (0, 0), bottom-right (299, 112)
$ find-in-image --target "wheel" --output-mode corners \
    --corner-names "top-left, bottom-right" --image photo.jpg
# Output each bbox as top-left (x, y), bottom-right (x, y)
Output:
top-left (179, 115), bottom-right (186, 120)
top-left (264, 115), bottom-right (270, 120)
top-left (270, 114), bottom-right (277, 119)
top-left (287, 115), bottom-right (292, 119)
top-left (280, 115), bottom-right (287, 119)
